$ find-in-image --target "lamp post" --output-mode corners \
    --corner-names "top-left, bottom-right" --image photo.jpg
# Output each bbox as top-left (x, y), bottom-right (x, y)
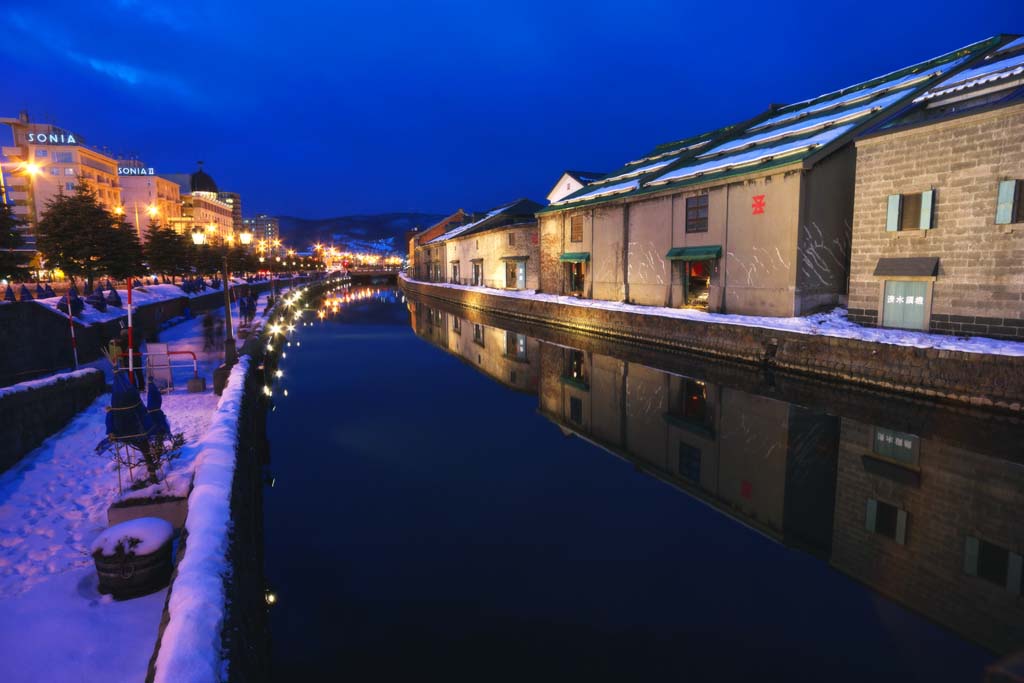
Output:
top-left (192, 226), bottom-right (237, 389)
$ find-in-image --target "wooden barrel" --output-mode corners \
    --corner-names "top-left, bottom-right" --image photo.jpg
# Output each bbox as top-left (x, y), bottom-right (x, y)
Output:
top-left (91, 518), bottom-right (175, 600)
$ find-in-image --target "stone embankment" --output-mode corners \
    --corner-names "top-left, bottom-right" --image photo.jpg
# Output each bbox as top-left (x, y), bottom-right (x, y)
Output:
top-left (400, 277), bottom-right (1024, 413)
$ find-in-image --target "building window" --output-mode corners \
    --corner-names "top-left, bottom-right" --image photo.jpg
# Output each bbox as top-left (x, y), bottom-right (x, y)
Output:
top-left (569, 396), bottom-right (583, 425)
top-left (451, 262), bottom-right (460, 284)
top-left (506, 332), bottom-right (528, 361)
top-left (508, 232), bottom-right (515, 246)
top-left (570, 215), bottom-right (584, 242)
top-left (678, 444), bottom-right (701, 483)
top-left (965, 537), bottom-right (1022, 595)
top-left (472, 261), bottom-right (482, 286)
top-left (881, 280), bottom-right (928, 330)
top-left (865, 499), bottom-right (908, 545)
top-left (563, 349), bottom-right (587, 388)
top-left (50, 167), bottom-right (61, 176)
top-left (871, 427), bottom-right (919, 467)
top-left (65, 182), bottom-right (75, 191)
top-left (64, 167), bottom-right (75, 176)
top-left (886, 191), bottom-right (935, 231)
top-left (685, 195), bottom-right (709, 233)
top-left (995, 180), bottom-right (1023, 225)
top-left (452, 317), bottom-right (462, 334)
top-left (473, 323), bottom-right (485, 346)
top-left (52, 151), bottom-right (73, 163)
top-left (34, 149), bottom-right (47, 158)
top-left (510, 370), bottom-right (517, 384)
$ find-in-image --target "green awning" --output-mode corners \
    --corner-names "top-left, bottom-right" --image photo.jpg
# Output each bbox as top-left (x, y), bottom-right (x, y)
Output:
top-left (666, 245), bottom-right (722, 261)
top-left (559, 252), bottom-right (590, 263)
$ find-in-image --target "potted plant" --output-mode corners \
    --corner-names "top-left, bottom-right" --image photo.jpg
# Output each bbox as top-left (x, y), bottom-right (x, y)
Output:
top-left (91, 517), bottom-right (174, 599)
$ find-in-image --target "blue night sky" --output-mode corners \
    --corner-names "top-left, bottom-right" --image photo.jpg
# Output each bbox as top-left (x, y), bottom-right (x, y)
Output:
top-left (1, 1), bottom-right (1021, 218)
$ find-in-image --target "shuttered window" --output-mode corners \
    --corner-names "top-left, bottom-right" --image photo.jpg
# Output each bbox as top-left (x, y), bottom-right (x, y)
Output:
top-left (965, 536), bottom-right (1023, 595)
top-left (570, 215), bottom-right (584, 242)
top-left (995, 180), bottom-right (1022, 225)
top-left (885, 191), bottom-right (935, 231)
top-left (866, 498), bottom-right (907, 545)
top-left (570, 396), bottom-right (583, 425)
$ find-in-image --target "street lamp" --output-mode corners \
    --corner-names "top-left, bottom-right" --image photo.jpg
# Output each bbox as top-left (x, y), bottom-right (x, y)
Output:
top-left (191, 226), bottom-right (206, 246)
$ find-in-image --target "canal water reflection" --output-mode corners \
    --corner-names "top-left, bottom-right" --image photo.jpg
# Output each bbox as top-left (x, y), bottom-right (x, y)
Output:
top-left (265, 285), bottom-right (1023, 682)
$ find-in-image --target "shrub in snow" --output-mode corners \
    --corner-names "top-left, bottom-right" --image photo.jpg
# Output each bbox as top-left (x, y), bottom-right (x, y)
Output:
top-left (91, 517), bottom-right (175, 600)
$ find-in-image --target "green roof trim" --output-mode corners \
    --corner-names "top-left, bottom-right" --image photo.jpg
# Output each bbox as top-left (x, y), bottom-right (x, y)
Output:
top-left (559, 252), bottom-right (590, 263)
top-left (666, 246), bottom-right (722, 261)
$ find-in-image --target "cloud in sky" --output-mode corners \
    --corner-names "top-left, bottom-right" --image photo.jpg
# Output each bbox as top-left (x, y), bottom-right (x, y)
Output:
top-left (4, 8), bottom-right (200, 104)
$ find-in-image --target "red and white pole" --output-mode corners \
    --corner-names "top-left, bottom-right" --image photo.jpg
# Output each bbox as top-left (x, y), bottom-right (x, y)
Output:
top-left (66, 291), bottom-right (78, 369)
top-left (127, 279), bottom-right (134, 376)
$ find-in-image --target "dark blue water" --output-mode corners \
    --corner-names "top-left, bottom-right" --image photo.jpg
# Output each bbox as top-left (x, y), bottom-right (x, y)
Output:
top-left (265, 285), bottom-right (1017, 682)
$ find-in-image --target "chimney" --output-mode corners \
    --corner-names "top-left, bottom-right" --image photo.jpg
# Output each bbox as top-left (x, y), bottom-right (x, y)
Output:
top-left (18, 110), bottom-right (29, 123)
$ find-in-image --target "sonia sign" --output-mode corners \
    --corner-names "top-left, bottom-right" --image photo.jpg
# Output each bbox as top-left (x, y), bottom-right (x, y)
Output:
top-left (27, 131), bottom-right (78, 145)
top-left (118, 167), bottom-right (156, 176)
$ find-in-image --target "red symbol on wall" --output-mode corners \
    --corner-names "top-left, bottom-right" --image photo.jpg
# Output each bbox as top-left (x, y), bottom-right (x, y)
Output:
top-left (752, 195), bottom-right (766, 215)
top-left (741, 481), bottom-right (753, 499)
top-left (531, 233), bottom-right (539, 245)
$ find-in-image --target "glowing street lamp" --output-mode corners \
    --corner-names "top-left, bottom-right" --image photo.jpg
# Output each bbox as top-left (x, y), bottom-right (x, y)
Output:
top-left (191, 226), bottom-right (206, 245)
top-left (239, 229), bottom-right (254, 246)
top-left (146, 205), bottom-right (158, 218)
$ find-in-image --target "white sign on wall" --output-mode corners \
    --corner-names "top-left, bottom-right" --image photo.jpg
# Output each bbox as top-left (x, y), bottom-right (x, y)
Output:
top-left (27, 132), bottom-right (78, 145)
top-left (118, 167), bottom-right (156, 176)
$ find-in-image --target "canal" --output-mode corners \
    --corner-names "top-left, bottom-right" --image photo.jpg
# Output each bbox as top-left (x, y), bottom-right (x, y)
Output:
top-left (264, 283), bottom-right (1023, 681)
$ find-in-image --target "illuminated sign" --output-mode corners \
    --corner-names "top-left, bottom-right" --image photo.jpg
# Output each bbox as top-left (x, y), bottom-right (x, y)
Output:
top-left (27, 131), bottom-right (78, 145)
top-left (118, 167), bottom-right (156, 176)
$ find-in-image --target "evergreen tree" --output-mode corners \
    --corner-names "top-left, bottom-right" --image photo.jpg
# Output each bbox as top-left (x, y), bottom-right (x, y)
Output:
top-left (105, 221), bottom-right (145, 281)
top-left (36, 185), bottom-right (124, 290)
top-left (0, 200), bottom-right (30, 281)
top-left (145, 221), bottom-right (189, 281)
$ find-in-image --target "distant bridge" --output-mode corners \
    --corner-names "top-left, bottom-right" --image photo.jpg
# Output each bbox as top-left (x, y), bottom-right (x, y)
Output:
top-left (347, 267), bottom-right (401, 283)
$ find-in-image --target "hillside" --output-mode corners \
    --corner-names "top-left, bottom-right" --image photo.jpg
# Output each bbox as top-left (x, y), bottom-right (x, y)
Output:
top-left (276, 213), bottom-right (445, 254)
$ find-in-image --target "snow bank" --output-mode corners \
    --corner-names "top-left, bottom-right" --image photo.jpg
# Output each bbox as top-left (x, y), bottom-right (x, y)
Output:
top-left (91, 517), bottom-right (174, 557)
top-left (0, 367), bottom-right (102, 400)
top-left (153, 355), bottom-right (250, 683)
top-left (401, 274), bottom-right (1024, 357)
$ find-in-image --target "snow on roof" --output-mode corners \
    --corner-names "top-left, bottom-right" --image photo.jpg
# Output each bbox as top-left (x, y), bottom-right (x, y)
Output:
top-left (914, 50), bottom-right (1024, 102)
top-left (426, 200), bottom-right (539, 244)
top-left (594, 155), bottom-right (680, 184)
top-left (995, 35), bottom-right (1024, 55)
top-left (647, 123), bottom-right (855, 186)
top-left (552, 178), bottom-right (639, 205)
top-left (565, 170), bottom-right (605, 184)
top-left (700, 89), bottom-right (910, 159)
top-left (749, 56), bottom-right (970, 133)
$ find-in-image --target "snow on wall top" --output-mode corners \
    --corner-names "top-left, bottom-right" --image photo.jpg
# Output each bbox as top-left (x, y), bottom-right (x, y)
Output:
top-left (426, 203), bottom-right (515, 244)
top-left (153, 354), bottom-right (250, 683)
top-left (0, 367), bottom-right (101, 400)
top-left (552, 178), bottom-right (640, 205)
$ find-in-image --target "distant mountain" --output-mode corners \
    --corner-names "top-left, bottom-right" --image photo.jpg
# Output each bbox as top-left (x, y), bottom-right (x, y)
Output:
top-left (276, 213), bottom-right (445, 254)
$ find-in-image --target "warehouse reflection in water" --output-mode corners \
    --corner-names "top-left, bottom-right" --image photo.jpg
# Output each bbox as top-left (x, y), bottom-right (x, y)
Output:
top-left (410, 300), bottom-right (1024, 656)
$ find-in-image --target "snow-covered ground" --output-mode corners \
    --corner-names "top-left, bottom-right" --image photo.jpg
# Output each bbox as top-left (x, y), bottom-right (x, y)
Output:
top-left (401, 274), bottom-right (1024, 357)
top-left (0, 288), bottom-right (281, 683)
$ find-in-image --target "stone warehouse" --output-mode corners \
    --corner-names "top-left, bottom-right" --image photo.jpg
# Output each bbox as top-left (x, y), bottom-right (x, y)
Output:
top-left (414, 199), bottom-right (542, 290)
top-left (537, 35), bottom-right (1016, 318)
top-left (847, 37), bottom-right (1024, 339)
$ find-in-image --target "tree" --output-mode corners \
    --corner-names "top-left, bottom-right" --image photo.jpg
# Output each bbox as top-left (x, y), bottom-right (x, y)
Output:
top-left (0, 200), bottom-right (30, 282)
top-left (36, 185), bottom-right (127, 289)
top-left (105, 221), bottom-right (145, 281)
top-left (145, 222), bottom-right (190, 281)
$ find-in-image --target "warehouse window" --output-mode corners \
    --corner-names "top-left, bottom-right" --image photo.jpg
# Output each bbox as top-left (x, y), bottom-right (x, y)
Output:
top-left (995, 180), bottom-right (1023, 224)
top-left (685, 195), bottom-right (709, 233)
top-left (865, 499), bottom-right (907, 545)
top-left (570, 215), bottom-right (584, 242)
top-left (886, 191), bottom-right (935, 231)
top-left (965, 536), bottom-right (1022, 595)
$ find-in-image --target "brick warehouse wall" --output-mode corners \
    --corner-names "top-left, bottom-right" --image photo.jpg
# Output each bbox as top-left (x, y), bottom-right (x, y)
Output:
top-left (831, 417), bottom-right (1024, 653)
top-left (848, 102), bottom-right (1024, 339)
top-left (400, 277), bottom-right (1024, 411)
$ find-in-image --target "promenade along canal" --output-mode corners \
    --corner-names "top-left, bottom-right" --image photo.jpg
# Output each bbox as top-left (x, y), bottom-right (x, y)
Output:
top-left (265, 284), bottom-right (1024, 682)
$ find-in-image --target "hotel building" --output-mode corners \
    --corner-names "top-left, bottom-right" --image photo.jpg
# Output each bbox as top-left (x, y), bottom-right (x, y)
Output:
top-left (218, 191), bottom-right (243, 235)
top-left (243, 214), bottom-right (279, 244)
top-left (167, 164), bottom-right (235, 242)
top-left (1, 111), bottom-right (122, 250)
top-left (116, 158), bottom-right (182, 240)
